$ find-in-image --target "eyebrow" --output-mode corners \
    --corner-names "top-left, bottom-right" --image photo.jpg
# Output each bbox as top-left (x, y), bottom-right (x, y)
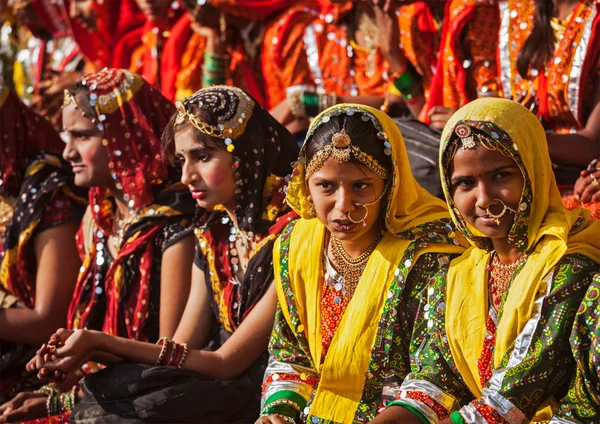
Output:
top-left (176, 146), bottom-right (214, 156)
top-left (451, 164), bottom-right (519, 181)
top-left (311, 175), bottom-right (374, 183)
top-left (64, 128), bottom-right (100, 136)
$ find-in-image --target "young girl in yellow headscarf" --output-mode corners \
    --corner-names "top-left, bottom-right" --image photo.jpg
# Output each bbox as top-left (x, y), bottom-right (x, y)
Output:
top-left (257, 104), bottom-right (466, 424)
top-left (376, 98), bottom-right (600, 424)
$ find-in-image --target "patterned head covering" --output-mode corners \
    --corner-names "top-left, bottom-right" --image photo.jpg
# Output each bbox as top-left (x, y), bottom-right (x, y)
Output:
top-left (440, 98), bottom-right (600, 403)
top-left (0, 84), bottom-right (65, 197)
top-left (67, 68), bottom-right (176, 231)
top-left (208, 0), bottom-right (298, 20)
top-left (175, 86), bottom-right (300, 234)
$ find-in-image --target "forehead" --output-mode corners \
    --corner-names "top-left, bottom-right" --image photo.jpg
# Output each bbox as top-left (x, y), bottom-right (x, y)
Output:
top-left (309, 157), bottom-right (380, 180)
top-left (450, 143), bottom-right (517, 174)
top-left (62, 104), bottom-right (96, 129)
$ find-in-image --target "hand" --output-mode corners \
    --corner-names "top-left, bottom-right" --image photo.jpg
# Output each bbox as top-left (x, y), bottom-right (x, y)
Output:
top-left (428, 106), bottom-right (458, 130)
top-left (269, 100), bottom-right (309, 135)
top-left (0, 392), bottom-right (47, 423)
top-left (372, 0), bottom-right (406, 71)
top-left (255, 414), bottom-right (294, 424)
top-left (27, 329), bottom-right (96, 377)
top-left (573, 167), bottom-right (600, 203)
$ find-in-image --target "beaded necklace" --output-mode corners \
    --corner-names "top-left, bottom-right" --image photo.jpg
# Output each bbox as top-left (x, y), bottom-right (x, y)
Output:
top-left (488, 251), bottom-right (526, 310)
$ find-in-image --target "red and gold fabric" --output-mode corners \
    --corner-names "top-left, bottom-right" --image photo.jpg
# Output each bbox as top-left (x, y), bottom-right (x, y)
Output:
top-left (68, 0), bottom-right (145, 71)
top-left (0, 85), bottom-right (87, 307)
top-left (423, 0), bottom-right (500, 121)
top-left (498, 0), bottom-right (600, 133)
top-left (66, 69), bottom-right (195, 342)
top-left (262, 1), bottom-right (418, 110)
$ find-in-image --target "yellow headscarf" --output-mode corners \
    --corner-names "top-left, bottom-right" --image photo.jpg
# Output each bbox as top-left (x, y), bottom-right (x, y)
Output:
top-left (440, 98), bottom-right (600, 414)
top-left (275, 104), bottom-right (465, 423)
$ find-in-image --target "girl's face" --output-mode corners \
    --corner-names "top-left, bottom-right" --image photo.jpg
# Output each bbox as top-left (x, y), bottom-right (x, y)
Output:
top-left (450, 143), bottom-right (525, 239)
top-left (69, 0), bottom-right (98, 31)
top-left (174, 126), bottom-right (237, 211)
top-left (62, 103), bottom-right (112, 188)
top-left (307, 157), bottom-right (387, 244)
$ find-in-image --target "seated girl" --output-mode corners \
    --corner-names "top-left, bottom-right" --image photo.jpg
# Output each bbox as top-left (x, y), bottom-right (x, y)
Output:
top-left (0, 85), bottom-right (87, 403)
top-left (258, 104), bottom-right (466, 424)
top-left (375, 98), bottom-right (600, 423)
top-left (26, 85), bottom-right (300, 422)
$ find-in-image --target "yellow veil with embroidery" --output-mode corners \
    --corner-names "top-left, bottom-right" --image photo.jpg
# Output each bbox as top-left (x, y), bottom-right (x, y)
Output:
top-left (274, 104), bottom-right (465, 423)
top-left (440, 98), bottom-right (600, 418)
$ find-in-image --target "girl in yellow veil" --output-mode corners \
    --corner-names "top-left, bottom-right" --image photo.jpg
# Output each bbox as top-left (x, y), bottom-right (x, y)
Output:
top-left (257, 104), bottom-right (465, 424)
top-left (377, 98), bottom-right (600, 424)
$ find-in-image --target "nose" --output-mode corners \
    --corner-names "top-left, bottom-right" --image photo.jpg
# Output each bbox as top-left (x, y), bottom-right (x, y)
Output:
top-left (334, 185), bottom-right (355, 215)
top-left (474, 181), bottom-right (496, 211)
top-left (180, 158), bottom-right (198, 186)
top-left (62, 137), bottom-right (78, 162)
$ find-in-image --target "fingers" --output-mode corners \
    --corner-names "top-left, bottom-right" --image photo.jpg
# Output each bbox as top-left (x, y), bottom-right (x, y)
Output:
top-left (591, 190), bottom-right (600, 202)
top-left (580, 174), bottom-right (600, 203)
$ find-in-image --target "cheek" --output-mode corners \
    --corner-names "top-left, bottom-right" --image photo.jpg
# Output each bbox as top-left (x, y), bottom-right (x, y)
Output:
top-left (80, 141), bottom-right (110, 171)
top-left (201, 161), bottom-right (234, 190)
top-left (452, 191), bottom-right (475, 218)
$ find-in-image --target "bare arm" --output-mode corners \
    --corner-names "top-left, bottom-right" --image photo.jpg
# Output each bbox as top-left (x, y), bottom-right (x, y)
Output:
top-left (0, 222), bottom-right (80, 345)
top-left (547, 82), bottom-right (600, 167)
top-left (40, 282), bottom-right (279, 381)
top-left (158, 233), bottom-right (195, 338)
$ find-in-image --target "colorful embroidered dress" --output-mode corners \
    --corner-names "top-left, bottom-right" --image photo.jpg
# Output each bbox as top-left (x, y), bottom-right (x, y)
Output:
top-left (66, 69), bottom-right (196, 343)
top-left (391, 98), bottom-right (600, 423)
top-left (261, 104), bottom-right (466, 423)
top-left (0, 84), bottom-right (86, 309)
top-left (498, 0), bottom-right (600, 134)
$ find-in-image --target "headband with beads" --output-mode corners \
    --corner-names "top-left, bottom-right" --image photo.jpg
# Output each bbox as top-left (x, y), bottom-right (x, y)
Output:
top-left (174, 86), bottom-right (255, 153)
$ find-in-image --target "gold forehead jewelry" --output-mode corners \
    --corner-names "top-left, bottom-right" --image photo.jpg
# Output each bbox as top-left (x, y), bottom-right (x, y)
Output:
top-left (174, 101), bottom-right (225, 139)
top-left (305, 129), bottom-right (388, 180)
top-left (454, 124), bottom-right (476, 149)
top-left (63, 90), bottom-right (77, 108)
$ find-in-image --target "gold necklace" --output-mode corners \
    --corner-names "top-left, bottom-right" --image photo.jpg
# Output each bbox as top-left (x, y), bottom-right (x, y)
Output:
top-left (489, 252), bottom-right (526, 309)
top-left (0, 196), bottom-right (17, 239)
top-left (329, 232), bottom-right (383, 295)
top-left (356, 9), bottom-right (379, 78)
top-left (113, 208), bottom-right (137, 252)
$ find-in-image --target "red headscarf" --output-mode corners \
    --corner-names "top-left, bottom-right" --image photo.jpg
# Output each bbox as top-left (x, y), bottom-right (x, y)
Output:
top-left (0, 85), bottom-right (65, 196)
top-left (67, 69), bottom-right (194, 341)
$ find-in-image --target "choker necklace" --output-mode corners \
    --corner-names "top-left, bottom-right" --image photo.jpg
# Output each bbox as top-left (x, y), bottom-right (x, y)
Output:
top-left (488, 252), bottom-right (526, 309)
top-left (113, 208), bottom-right (137, 252)
top-left (329, 232), bottom-right (383, 297)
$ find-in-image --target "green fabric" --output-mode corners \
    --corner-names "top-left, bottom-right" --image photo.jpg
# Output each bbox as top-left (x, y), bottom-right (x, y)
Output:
top-left (387, 401), bottom-right (430, 424)
top-left (450, 411), bottom-right (466, 424)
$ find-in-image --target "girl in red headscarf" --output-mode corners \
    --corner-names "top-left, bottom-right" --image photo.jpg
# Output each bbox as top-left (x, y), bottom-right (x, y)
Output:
top-left (0, 84), bottom-right (87, 405)
top-left (0, 69), bottom-right (196, 422)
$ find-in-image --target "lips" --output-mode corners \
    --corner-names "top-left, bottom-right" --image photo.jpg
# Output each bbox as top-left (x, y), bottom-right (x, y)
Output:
top-left (70, 164), bottom-right (85, 173)
top-left (477, 214), bottom-right (500, 226)
top-left (332, 219), bottom-right (358, 233)
top-left (190, 189), bottom-right (207, 200)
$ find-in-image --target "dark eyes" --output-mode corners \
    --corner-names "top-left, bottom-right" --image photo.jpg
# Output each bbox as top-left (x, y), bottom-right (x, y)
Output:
top-left (317, 182), bottom-right (370, 190)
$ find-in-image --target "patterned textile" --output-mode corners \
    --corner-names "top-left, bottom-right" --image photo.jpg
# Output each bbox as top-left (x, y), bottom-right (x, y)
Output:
top-left (498, 0), bottom-right (600, 133)
top-left (262, 2), bottom-right (439, 109)
top-left (66, 69), bottom-right (196, 342)
top-left (396, 254), bottom-right (598, 423)
top-left (0, 85), bottom-right (87, 307)
top-left (552, 274), bottom-right (600, 423)
top-left (563, 195), bottom-right (600, 219)
top-left (423, 0), bottom-right (500, 121)
top-left (189, 86), bottom-right (299, 333)
top-left (68, 0), bottom-right (145, 71)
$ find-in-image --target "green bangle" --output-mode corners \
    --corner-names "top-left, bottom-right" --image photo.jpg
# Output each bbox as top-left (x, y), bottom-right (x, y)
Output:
top-left (264, 404), bottom-right (298, 418)
top-left (303, 92), bottom-right (319, 117)
top-left (387, 401), bottom-right (430, 424)
top-left (393, 67), bottom-right (421, 96)
top-left (450, 411), bottom-right (466, 424)
top-left (263, 390), bottom-right (307, 410)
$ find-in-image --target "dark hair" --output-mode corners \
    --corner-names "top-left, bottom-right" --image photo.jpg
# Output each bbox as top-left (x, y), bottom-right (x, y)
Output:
top-left (66, 83), bottom-right (98, 120)
top-left (161, 102), bottom-right (227, 157)
top-left (516, 1), bottom-right (556, 78)
top-left (305, 113), bottom-right (393, 176)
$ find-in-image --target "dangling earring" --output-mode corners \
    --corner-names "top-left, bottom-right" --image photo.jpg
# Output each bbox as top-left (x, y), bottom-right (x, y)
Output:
top-left (307, 195), bottom-right (316, 219)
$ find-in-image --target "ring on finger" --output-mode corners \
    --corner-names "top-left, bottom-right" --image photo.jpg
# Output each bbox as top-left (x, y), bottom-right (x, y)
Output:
top-left (591, 174), bottom-right (599, 187)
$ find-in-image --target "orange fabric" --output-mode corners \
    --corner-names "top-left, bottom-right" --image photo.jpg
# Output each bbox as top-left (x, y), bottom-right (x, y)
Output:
top-left (424, 0), bottom-right (499, 121)
top-left (262, 2), bottom-right (437, 109)
top-left (499, 0), bottom-right (600, 133)
top-left (563, 195), bottom-right (600, 219)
